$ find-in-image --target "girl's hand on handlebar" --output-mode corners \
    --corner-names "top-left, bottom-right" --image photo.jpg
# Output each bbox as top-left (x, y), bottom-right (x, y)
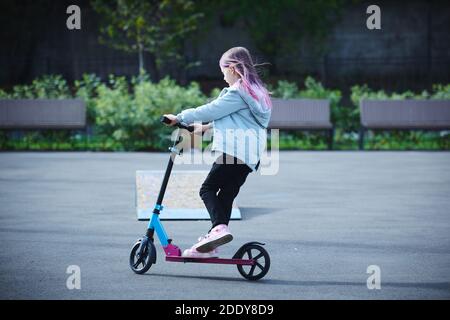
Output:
top-left (192, 123), bottom-right (212, 134)
top-left (192, 123), bottom-right (204, 134)
top-left (162, 114), bottom-right (178, 126)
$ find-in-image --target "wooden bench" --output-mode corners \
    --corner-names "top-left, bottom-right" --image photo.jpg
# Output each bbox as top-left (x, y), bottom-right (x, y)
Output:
top-left (269, 98), bottom-right (334, 149)
top-left (359, 99), bottom-right (450, 150)
top-left (0, 99), bottom-right (87, 146)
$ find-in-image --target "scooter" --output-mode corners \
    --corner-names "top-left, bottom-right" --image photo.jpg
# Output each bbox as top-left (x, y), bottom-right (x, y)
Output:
top-left (129, 116), bottom-right (270, 281)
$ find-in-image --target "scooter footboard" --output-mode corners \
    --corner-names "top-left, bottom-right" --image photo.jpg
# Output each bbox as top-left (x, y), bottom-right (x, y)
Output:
top-left (166, 256), bottom-right (255, 265)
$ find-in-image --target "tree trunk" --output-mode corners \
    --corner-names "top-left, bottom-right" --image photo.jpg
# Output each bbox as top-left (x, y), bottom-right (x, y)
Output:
top-left (138, 44), bottom-right (145, 74)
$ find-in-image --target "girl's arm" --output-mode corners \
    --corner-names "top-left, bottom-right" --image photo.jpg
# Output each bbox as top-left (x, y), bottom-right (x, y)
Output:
top-left (176, 89), bottom-right (246, 125)
top-left (161, 115), bottom-right (212, 133)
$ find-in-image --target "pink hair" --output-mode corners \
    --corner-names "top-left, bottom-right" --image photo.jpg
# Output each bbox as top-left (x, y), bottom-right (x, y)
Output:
top-left (219, 47), bottom-right (272, 109)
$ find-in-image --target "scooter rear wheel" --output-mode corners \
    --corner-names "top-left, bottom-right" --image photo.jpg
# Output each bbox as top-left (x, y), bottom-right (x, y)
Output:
top-left (235, 244), bottom-right (270, 281)
top-left (129, 239), bottom-right (155, 274)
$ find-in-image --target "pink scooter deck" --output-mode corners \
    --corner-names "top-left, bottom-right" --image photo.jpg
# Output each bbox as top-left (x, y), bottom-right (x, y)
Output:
top-left (166, 256), bottom-right (255, 265)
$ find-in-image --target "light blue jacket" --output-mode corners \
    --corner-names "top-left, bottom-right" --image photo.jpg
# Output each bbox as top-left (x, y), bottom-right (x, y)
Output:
top-left (176, 81), bottom-right (272, 171)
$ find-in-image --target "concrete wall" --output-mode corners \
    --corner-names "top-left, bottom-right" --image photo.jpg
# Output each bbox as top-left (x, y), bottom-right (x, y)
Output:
top-left (186, 0), bottom-right (450, 91)
top-left (0, 0), bottom-right (448, 91)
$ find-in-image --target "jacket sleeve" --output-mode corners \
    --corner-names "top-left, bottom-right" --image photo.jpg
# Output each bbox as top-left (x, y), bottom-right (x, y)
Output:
top-left (176, 89), bottom-right (247, 124)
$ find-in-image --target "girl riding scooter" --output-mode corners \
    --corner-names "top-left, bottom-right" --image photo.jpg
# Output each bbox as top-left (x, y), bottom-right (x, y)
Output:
top-left (163, 46), bottom-right (272, 258)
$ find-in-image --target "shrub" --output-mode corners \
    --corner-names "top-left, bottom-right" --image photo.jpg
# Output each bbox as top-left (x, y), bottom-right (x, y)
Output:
top-left (270, 80), bottom-right (299, 99)
top-left (74, 73), bottom-right (102, 123)
top-left (93, 75), bottom-right (208, 150)
top-left (8, 75), bottom-right (71, 99)
top-left (430, 84), bottom-right (450, 99)
top-left (1, 73), bottom-right (448, 151)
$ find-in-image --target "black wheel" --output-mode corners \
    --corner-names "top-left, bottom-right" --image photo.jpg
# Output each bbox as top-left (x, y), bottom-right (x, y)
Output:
top-left (235, 244), bottom-right (270, 281)
top-left (129, 238), bottom-right (155, 274)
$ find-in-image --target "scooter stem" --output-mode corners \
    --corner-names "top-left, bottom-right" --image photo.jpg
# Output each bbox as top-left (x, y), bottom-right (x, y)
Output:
top-left (154, 153), bottom-right (175, 210)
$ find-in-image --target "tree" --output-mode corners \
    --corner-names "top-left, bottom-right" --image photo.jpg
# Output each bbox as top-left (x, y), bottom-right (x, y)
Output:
top-left (202, 0), bottom-right (351, 74)
top-left (91, 0), bottom-right (203, 80)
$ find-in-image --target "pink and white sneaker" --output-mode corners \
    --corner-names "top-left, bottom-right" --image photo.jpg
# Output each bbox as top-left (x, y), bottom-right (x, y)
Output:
top-left (182, 247), bottom-right (219, 258)
top-left (193, 224), bottom-right (233, 253)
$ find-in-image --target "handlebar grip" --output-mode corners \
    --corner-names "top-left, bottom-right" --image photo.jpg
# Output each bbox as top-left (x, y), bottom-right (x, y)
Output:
top-left (160, 115), bottom-right (172, 125)
top-left (160, 116), bottom-right (194, 132)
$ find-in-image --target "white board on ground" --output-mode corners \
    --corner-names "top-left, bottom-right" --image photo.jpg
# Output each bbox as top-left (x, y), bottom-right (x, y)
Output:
top-left (136, 170), bottom-right (241, 220)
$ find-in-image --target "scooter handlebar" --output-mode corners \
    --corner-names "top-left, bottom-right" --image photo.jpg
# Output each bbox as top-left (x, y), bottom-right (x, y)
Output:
top-left (160, 116), bottom-right (194, 132)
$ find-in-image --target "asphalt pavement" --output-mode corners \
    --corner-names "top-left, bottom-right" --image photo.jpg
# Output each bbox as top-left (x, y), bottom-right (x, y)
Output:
top-left (0, 151), bottom-right (449, 299)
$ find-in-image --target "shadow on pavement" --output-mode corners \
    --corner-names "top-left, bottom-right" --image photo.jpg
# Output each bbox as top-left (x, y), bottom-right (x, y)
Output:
top-left (143, 273), bottom-right (450, 291)
top-left (240, 207), bottom-right (282, 220)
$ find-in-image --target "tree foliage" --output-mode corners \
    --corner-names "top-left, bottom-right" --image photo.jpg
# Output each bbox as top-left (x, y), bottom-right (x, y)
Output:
top-left (202, 0), bottom-right (351, 72)
top-left (91, 0), bottom-right (204, 79)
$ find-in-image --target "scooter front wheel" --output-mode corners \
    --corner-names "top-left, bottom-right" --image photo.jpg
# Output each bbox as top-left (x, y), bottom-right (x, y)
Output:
top-left (129, 238), bottom-right (156, 274)
top-left (235, 244), bottom-right (270, 281)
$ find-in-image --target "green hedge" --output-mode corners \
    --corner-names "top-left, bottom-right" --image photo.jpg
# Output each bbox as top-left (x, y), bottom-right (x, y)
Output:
top-left (269, 77), bottom-right (450, 150)
top-left (0, 74), bottom-right (211, 151)
top-left (0, 74), bottom-right (449, 151)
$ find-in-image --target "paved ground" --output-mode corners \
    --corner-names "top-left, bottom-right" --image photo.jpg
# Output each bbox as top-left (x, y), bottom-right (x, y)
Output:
top-left (0, 151), bottom-right (449, 300)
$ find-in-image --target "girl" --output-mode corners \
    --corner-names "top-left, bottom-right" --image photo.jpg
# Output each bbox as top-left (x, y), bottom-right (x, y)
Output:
top-left (163, 47), bottom-right (272, 258)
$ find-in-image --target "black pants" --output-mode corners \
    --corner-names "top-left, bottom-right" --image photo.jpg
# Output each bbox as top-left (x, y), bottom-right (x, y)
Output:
top-left (199, 154), bottom-right (253, 228)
